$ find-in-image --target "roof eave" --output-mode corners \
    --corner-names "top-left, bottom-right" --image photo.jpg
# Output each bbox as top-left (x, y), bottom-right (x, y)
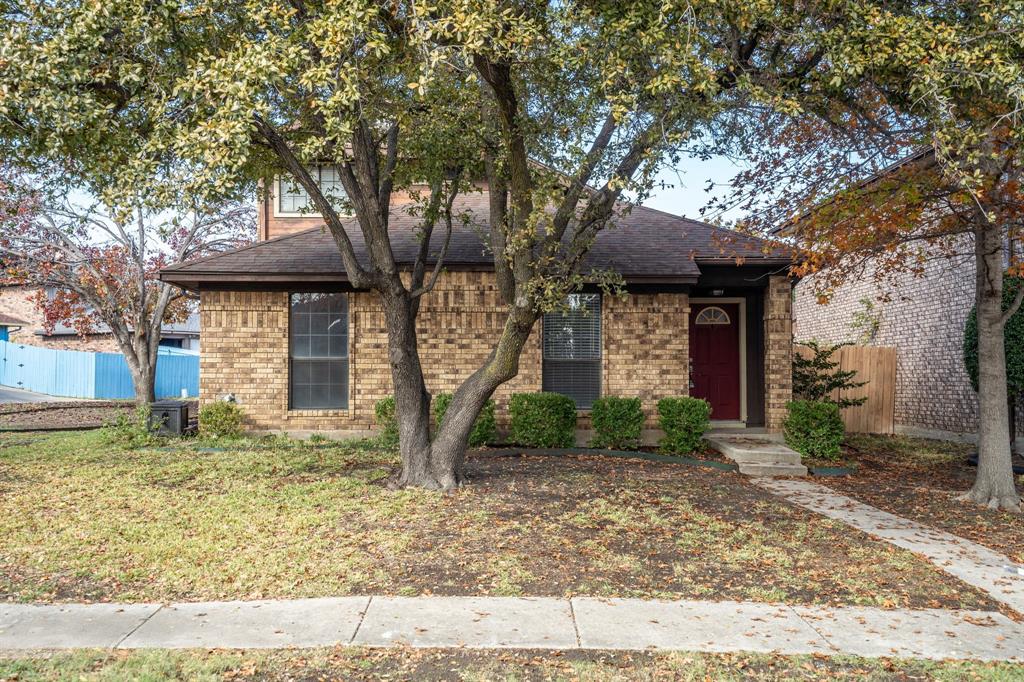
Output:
top-left (159, 270), bottom-right (701, 290)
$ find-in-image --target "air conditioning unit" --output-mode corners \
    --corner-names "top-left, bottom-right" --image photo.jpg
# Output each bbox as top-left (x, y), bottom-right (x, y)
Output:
top-left (148, 400), bottom-right (191, 436)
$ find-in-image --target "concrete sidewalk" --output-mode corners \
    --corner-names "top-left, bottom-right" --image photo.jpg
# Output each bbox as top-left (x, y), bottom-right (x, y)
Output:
top-left (2, 596), bottom-right (1023, 661)
top-left (755, 479), bottom-right (1024, 614)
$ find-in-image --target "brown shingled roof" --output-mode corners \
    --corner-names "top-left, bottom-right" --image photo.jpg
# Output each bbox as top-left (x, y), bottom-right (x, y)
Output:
top-left (0, 313), bottom-right (27, 326)
top-left (161, 198), bottom-right (790, 289)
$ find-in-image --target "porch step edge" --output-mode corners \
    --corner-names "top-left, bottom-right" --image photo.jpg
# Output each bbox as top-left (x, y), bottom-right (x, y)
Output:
top-left (736, 462), bottom-right (809, 477)
top-left (704, 437), bottom-right (802, 465)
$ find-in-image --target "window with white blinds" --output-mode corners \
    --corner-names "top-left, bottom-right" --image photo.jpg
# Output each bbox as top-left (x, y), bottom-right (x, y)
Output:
top-left (289, 292), bottom-right (349, 409)
top-left (543, 293), bottom-right (601, 408)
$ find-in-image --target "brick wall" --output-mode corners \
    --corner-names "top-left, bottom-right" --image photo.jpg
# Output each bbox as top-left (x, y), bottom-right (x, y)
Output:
top-left (0, 285), bottom-right (121, 353)
top-left (793, 254), bottom-right (1024, 437)
top-left (764, 275), bottom-right (794, 431)
top-left (603, 292), bottom-right (690, 428)
top-left (200, 273), bottom-right (694, 435)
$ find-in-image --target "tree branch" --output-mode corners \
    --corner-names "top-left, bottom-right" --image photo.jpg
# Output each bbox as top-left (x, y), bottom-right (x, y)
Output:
top-left (252, 114), bottom-right (375, 288)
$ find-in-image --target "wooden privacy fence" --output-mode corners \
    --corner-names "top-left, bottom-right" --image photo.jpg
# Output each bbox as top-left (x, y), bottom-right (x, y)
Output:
top-left (795, 344), bottom-right (897, 434)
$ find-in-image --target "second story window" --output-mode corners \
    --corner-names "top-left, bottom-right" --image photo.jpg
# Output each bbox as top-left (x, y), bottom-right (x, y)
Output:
top-left (276, 166), bottom-right (348, 216)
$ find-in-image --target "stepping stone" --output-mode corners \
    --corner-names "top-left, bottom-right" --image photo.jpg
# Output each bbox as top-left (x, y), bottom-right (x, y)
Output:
top-left (705, 434), bottom-right (808, 477)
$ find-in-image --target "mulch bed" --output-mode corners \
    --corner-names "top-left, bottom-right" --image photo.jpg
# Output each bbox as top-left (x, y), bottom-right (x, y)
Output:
top-left (826, 435), bottom-right (1024, 565)
top-left (0, 401), bottom-right (135, 431)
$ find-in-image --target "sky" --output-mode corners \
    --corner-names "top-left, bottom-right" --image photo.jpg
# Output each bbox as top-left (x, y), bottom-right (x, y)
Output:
top-left (641, 155), bottom-right (749, 223)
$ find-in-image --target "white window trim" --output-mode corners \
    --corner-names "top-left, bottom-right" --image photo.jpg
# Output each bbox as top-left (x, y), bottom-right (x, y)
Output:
top-left (690, 297), bottom-right (747, 424)
top-left (272, 169), bottom-right (352, 219)
top-left (694, 306), bottom-right (731, 325)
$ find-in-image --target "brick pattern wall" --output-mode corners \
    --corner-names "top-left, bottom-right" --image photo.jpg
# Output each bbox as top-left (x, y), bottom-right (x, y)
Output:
top-left (764, 275), bottom-right (794, 431)
top-left (793, 255), bottom-right (1024, 436)
top-left (0, 285), bottom-right (121, 352)
top-left (603, 292), bottom-right (690, 427)
top-left (200, 273), bottom-right (695, 434)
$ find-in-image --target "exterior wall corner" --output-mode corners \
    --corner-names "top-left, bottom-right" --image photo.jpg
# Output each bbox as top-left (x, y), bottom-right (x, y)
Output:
top-left (763, 275), bottom-right (794, 432)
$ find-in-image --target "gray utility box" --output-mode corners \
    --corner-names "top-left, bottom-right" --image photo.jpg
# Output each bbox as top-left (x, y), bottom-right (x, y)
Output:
top-left (149, 400), bottom-right (190, 436)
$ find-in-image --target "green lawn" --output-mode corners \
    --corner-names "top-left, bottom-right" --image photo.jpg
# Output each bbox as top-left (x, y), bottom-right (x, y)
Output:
top-left (2, 648), bottom-right (1023, 681)
top-left (0, 430), bottom-right (996, 608)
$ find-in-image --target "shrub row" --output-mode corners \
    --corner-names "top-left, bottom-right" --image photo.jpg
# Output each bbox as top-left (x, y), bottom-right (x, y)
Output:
top-left (192, 395), bottom-right (848, 462)
top-left (374, 392), bottom-right (713, 454)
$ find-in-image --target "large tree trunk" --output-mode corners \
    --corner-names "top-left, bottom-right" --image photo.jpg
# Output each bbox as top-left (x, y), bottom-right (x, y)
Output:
top-left (963, 219), bottom-right (1021, 511)
top-left (427, 308), bottom-right (538, 485)
top-left (383, 289), bottom-right (440, 488)
top-left (125, 351), bottom-right (157, 405)
top-left (110, 328), bottom-right (158, 406)
top-left (385, 285), bottom-right (538, 490)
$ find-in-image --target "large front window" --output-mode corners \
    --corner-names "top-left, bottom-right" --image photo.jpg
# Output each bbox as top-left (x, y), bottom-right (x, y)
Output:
top-left (277, 166), bottom-right (347, 215)
top-left (543, 293), bottom-right (601, 408)
top-left (289, 292), bottom-right (348, 409)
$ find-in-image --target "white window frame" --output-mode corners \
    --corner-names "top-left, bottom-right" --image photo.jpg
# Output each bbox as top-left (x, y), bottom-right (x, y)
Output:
top-left (273, 166), bottom-right (351, 218)
top-left (694, 306), bottom-right (731, 326)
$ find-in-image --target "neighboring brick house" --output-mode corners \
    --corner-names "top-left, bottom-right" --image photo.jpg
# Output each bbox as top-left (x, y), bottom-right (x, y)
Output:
top-left (160, 175), bottom-right (796, 439)
top-left (792, 154), bottom-right (1024, 443)
top-left (0, 284), bottom-right (201, 353)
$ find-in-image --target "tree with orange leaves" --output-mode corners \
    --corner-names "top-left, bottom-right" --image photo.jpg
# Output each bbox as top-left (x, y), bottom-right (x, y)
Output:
top-left (708, 1), bottom-right (1023, 511)
top-left (0, 167), bottom-right (254, 403)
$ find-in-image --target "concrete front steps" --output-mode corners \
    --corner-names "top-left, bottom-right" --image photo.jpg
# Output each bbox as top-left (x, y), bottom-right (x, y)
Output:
top-left (704, 431), bottom-right (807, 477)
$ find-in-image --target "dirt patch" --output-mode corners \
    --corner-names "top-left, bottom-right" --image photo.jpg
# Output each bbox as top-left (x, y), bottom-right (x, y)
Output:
top-left (0, 401), bottom-right (135, 430)
top-left (828, 434), bottom-right (1024, 565)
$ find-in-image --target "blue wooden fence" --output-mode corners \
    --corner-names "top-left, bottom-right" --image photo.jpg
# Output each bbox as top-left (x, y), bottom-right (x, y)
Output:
top-left (0, 340), bottom-right (198, 399)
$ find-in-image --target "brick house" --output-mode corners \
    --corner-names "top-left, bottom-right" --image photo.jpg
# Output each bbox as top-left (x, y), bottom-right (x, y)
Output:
top-left (160, 176), bottom-right (796, 439)
top-left (0, 284), bottom-right (201, 353)
top-left (792, 152), bottom-right (1024, 444)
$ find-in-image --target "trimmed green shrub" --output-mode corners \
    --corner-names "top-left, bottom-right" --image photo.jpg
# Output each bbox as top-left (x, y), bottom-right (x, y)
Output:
top-left (657, 397), bottom-right (710, 454)
top-left (433, 392), bottom-right (497, 447)
top-left (590, 396), bottom-right (644, 450)
top-left (198, 400), bottom-right (245, 439)
top-left (374, 396), bottom-right (399, 448)
top-left (783, 399), bottom-right (845, 461)
top-left (509, 392), bottom-right (577, 448)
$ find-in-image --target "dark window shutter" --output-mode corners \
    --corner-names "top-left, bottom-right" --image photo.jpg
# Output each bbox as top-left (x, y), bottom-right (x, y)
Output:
top-left (542, 294), bottom-right (601, 408)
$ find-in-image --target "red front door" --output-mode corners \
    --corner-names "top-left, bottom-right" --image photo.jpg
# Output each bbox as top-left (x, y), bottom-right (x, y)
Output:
top-left (689, 303), bottom-right (741, 420)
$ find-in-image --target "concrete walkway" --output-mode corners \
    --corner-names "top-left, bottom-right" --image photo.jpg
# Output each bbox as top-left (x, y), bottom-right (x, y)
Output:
top-left (2, 597), bottom-right (1023, 661)
top-left (755, 479), bottom-right (1024, 615)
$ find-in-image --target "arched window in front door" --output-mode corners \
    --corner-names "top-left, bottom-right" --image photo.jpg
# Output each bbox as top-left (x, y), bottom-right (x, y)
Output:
top-left (694, 306), bottom-right (731, 326)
